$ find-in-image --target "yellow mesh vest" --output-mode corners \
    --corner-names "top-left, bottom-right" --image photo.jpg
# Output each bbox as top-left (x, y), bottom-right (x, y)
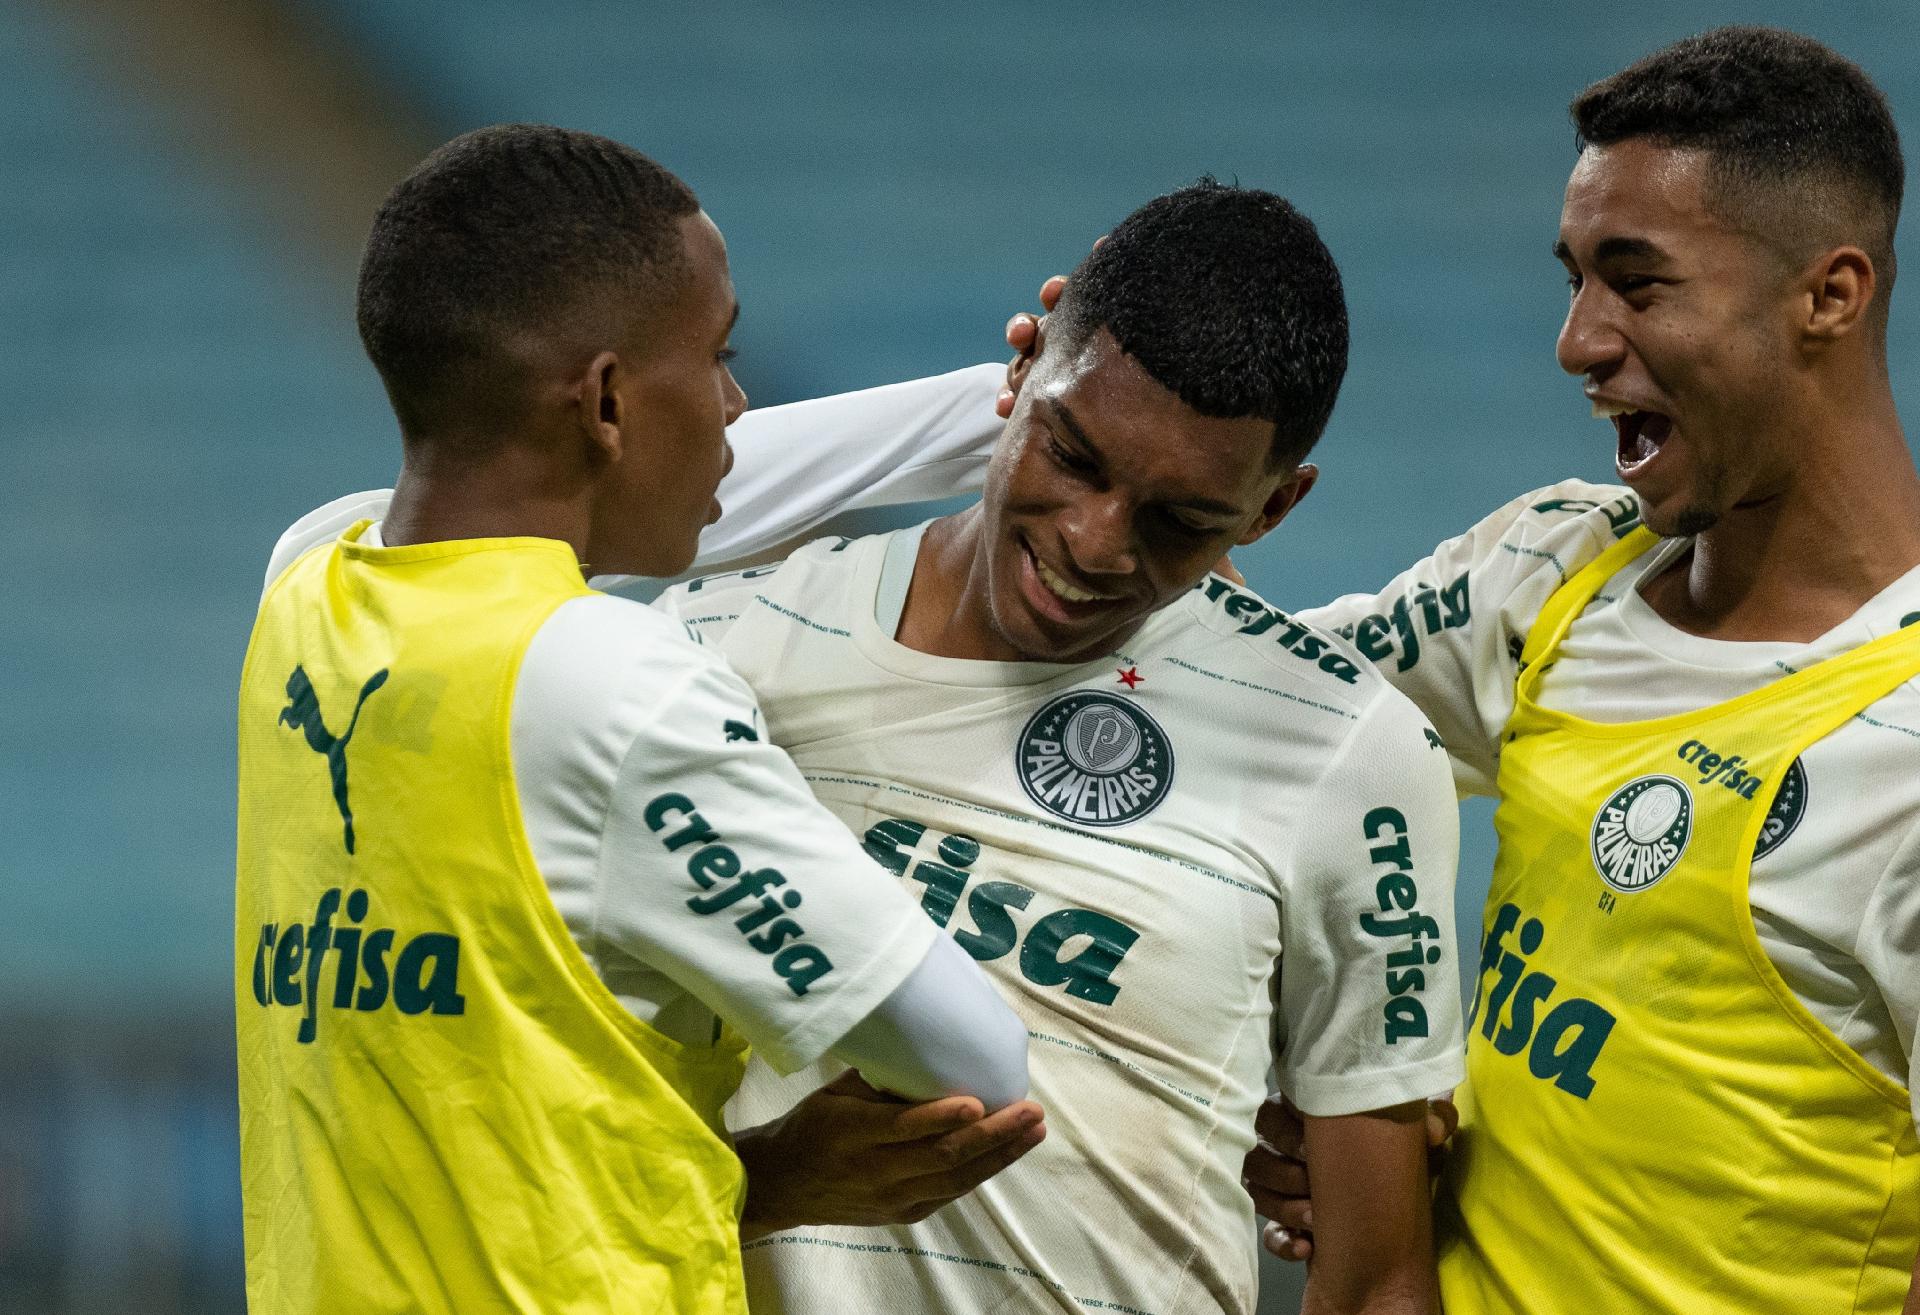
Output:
top-left (1435, 526), bottom-right (1920, 1313)
top-left (236, 525), bottom-right (750, 1314)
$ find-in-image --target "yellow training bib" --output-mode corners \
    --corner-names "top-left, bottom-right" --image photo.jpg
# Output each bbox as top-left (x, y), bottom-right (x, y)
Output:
top-left (1437, 527), bottom-right (1920, 1314)
top-left (236, 525), bottom-right (749, 1314)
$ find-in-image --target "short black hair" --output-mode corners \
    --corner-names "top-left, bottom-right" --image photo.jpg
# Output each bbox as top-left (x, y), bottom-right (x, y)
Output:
top-left (1572, 27), bottom-right (1902, 299)
top-left (1048, 179), bottom-right (1348, 467)
top-left (357, 123), bottom-right (701, 443)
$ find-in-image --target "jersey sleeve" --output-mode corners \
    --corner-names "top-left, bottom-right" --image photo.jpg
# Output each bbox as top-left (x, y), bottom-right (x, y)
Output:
top-left (262, 489), bottom-right (394, 595)
top-left (1294, 480), bottom-right (1642, 797)
top-left (1272, 686), bottom-right (1465, 1117)
top-left (690, 363), bottom-right (1002, 569)
top-left (589, 643), bottom-right (943, 1074)
top-left (1857, 817), bottom-right (1920, 1124)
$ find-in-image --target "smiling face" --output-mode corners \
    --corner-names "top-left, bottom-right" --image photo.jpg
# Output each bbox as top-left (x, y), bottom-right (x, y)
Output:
top-left (971, 327), bottom-right (1310, 663)
top-left (1554, 139), bottom-right (1810, 536)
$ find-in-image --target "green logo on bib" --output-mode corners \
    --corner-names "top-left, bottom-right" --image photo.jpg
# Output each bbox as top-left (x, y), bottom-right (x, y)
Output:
top-left (1018, 691), bottom-right (1173, 828)
top-left (1590, 774), bottom-right (1692, 892)
top-left (1752, 756), bottom-right (1808, 860)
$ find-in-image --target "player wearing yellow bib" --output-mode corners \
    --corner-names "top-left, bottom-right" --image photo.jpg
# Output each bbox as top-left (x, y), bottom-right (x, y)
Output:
top-left (236, 126), bottom-right (1043, 1315)
top-left (1225, 26), bottom-right (1920, 1314)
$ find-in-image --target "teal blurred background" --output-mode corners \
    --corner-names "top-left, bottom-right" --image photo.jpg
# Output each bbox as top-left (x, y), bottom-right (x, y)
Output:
top-left (6, 2), bottom-right (1920, 1310)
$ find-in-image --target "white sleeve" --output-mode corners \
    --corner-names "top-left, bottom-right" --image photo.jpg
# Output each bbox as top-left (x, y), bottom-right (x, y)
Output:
top-left (691, 363), bottom-right (1002, 569)
top-left (1857, 818), bottom-right (1920, 1125)
top-left (262, 489), bottom-right (394, 595)
top-left (589, 634), bottom-right (1020, 1075)
top-left (1294, 480), bottom-right (1641, 797)
top-left (831, 931), bottom-right (1031, 1110)
top-left (1273, 687), bottom-right (1465, 1117)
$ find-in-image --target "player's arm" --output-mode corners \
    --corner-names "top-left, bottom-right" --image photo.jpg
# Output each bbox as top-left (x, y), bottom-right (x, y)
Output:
top-left (1300, 1103), bottom-right (1437, 1314)
top-left (1293, 480), bottom-right (1643, 797)
top-left (1271, 686), bottom-right (1465, 1313)
top-left (690, 363), bottom-right (1002, 569)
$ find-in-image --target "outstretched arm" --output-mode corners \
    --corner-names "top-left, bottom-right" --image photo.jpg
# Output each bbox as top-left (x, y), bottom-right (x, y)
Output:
top-left (692, 364), bottom-right (1004, 569)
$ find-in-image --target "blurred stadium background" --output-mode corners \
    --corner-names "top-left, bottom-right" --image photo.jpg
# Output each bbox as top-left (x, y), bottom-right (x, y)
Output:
top-left (5, 2), bottom-right (1920, 1311)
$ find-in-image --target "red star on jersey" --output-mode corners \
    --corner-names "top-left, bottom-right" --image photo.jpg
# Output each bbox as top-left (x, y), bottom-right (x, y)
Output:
top-left (1116, 666), bottom-right (1143, 689)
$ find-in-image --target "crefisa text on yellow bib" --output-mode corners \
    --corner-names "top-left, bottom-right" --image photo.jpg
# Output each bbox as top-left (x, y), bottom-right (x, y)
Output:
top-left (235, 524), bottom-right (749, 1315)
top-left (1437, 527), bottom-right (1920, 1314)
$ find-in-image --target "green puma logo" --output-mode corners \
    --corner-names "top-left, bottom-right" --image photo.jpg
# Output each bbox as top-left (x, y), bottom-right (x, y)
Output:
top-left (279, 666), bottom-right (389, 854)
top-left (724, 719), bottom-right (759, 742)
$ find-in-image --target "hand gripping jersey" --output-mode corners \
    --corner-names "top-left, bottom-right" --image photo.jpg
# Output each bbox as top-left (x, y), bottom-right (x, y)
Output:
top-left (236, 525), bottom-right (749, 1315)
top-left (1434, 529), bottom-right (1920, 1314)
top-left (662, 527), bottom-right (1464, 1315)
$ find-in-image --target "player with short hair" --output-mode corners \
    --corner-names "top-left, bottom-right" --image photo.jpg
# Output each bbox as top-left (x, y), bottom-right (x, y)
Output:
top-left (239, 124), bottom-right (1041, 1315)
top-left (663, 180), bottom-right (1463, 1315)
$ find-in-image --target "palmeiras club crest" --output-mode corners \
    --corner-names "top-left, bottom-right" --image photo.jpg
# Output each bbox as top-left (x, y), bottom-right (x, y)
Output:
top-left (1590, 774), bottom-right (1693, 893)
top-left (1752, 756), bottom-right (1808, 860)
top-left (1017, 690), bottom-right (1174, 828)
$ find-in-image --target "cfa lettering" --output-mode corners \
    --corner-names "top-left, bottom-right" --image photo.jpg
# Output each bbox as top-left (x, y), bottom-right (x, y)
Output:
top-left (1195, 579), bottom-right (1362, 684)
top-left (1675, 738), bottom-right (1764, 799)
top-left (1356, 807), bottom-right (1440, 1044)
top-left (644, 793), bottom-right (834, 997)
top-left (1467, 902), bottom-right (1616, 1099)
top-left (863, 818), bottom-right (1140, 1006)
top-left (249, 887), bottom-right (465, 1043)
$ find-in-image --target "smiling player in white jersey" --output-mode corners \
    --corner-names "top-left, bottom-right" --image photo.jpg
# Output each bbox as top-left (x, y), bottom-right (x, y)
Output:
top-left (660, 182), bottom-right (1462, 1315)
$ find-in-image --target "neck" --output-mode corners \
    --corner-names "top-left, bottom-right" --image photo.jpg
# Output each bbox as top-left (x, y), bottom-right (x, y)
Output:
top-left (895, 507), bottom-right (1020, 660)
top-left (382, 439), bottom-right (592, 563)
top-left (1643, 392), bottom-right (1920, 641)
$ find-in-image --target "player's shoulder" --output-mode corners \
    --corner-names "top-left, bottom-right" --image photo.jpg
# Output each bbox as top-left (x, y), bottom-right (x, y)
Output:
top-left (263, 488), bottom-right (396, 593)
top-left (1486, 478), bottom-right (1644, 561)
top-left (1165, 573), bottom-right (1395, 718)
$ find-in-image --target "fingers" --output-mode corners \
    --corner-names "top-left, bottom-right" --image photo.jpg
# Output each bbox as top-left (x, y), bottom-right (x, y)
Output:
top-left (1426, 1094), bottom-right (1460, 1148)
top-left (1240, 1144), bottom-right (1309, 1198)
top-left (1005, 312), bottom-right (1040, 353)
top-left (893, 1107), bottom-right (1048, 1212)
top-left (1038, 274), bottom-right (1067, 312)
top-left (1261, 1221), bottom-right (1313, 1263)
top-left (1252, 1094), bottom-right (1307, 1157)
top-left (881, 1094), bottom-right (987, 1144)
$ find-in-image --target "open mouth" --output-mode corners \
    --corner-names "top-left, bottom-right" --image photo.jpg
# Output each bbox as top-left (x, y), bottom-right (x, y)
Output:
top-left (1019, 539), bottom-right (1121, 625)
top-left (1593, 398), bottom-right (1674, 476)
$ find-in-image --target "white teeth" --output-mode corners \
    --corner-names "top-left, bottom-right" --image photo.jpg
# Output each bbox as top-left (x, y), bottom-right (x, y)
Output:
top-left (1591, 399), bottom-right (1634, 419)
top-left (1035, 556), bottom-right (1101, 603)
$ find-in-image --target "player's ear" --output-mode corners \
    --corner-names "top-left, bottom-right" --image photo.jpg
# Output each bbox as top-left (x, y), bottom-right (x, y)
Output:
top-left (576, 350), bottom-right (624, 464)
top-left (1005, 319), bottom-right (1049, 404)
top-left (1237, 463), bottom-right (1317, 547)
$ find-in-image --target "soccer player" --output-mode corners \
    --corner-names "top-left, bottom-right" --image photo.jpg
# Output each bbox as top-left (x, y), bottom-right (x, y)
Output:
top-left (1235, 28), bottom-right (1920, 1314)
top-left (659, 181), bottom-right (1463, 1315)
top-left (238, 125), bottom-right (1041, 1315)
top-left (838, 25), bottom-right (1919, 1315)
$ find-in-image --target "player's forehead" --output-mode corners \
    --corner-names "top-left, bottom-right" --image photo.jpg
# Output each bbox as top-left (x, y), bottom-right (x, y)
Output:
top-left (1558, 140), bottom-right (1728, 261)
top-left (1038, 331), bottom-right (1276, 504)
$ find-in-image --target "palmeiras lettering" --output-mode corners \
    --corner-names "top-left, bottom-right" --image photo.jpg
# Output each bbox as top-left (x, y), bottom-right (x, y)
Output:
top-left (1018, 690), bottom-right (1173, 828)
top-left (1590, 774), bottom-right (1692, 893)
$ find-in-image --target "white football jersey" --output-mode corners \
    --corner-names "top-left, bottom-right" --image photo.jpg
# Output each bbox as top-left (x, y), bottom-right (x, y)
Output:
top-left (1301, 479), bottom-right (1920, 1112)
top-left (659, 526), bottom-right (1463, 1315)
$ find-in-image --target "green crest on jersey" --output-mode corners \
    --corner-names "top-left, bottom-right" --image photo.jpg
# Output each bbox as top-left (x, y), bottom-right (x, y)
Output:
top-left (1017, 690), bottom-right (1173, 828)
top-left (1590, 774), bottom-right (1692, 893)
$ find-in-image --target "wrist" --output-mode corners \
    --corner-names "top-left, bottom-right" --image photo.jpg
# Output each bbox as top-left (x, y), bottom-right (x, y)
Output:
top-left (734, 1119), bottom-right (802, 1236)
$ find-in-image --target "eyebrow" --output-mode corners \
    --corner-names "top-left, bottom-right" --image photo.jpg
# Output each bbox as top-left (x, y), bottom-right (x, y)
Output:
top-left (1049, 399), bottom-right (1247, 519)
top-left (1553, 236), bottom-right (1671, 265)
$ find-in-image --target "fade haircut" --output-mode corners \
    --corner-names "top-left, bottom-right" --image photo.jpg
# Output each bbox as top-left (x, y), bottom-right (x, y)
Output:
top-left (357, 123), bottom-right (701, 444)
top-left (1047, 179), bottom-right (1348, 467)
top-left (1573, 27), bottom-right (1903, 324)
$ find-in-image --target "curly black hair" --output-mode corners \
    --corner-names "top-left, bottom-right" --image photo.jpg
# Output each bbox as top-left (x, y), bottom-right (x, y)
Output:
top-left (1573, 27), bottom-right (1901, 293)
top-left (357, 124), bottom-right (700, 444)
top-left (1049, 179), bottom-right (1349, 467)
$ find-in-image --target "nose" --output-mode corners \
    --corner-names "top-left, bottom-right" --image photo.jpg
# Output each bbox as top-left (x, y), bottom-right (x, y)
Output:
top-left (1059, 492), bottom-right (1137, 578)
top-left (723, 368), bottom-right (748, 427)
top-left (1555, 282), bottom-right (1625, 379)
